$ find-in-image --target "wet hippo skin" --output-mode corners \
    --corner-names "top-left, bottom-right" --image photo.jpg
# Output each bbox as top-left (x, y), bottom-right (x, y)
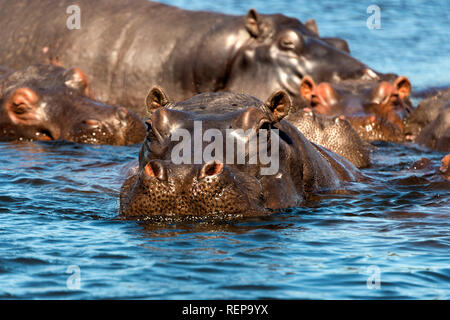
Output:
top-left (0, 64), bottom-right (146, 145)
top-left (298, 76), bottom-right (413, 142)
top-left (0, 0), bottom-right (379, 117)
top-left (160, 87), bottom-right (372, 168)
top-left (405, 88), bottom-right (450, 152)
top-left (120, 88), bottom-right (363, 218)
top-left (409, 154), bottom-right (450, 181)
top-left (285, 109), bottom-right (372, 168)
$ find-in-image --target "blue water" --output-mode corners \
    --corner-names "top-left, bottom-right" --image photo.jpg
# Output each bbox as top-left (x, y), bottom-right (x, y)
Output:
top-left (0, 0), bottom-right (449, 299)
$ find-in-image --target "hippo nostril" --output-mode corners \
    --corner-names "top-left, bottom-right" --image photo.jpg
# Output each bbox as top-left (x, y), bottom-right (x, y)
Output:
top-left (199, 160), bottom-right (224, 179)
top-left (144, 160), bottom-right (167, 181)
top-left (83, 119), bottom-right (101, 128)
top-left (335, 115), bottom-right (346, 124)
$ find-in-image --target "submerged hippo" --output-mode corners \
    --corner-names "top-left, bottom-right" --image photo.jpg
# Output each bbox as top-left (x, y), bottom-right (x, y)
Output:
top-left (298, 76), bottom-right (412, 142)
top-left (409, 155), bottom-right (450, 181)
top-left (285, 109), bottom-right (372, 168)
top-left (414, 105), bottom-right (450, 152)
top-left (303, 19), bottom-right (351, 54)
top-left (0, 0), bottom-right (378, 116)
top-left (0, 64), bottom-right (146, 145)
top-left (405, 88), bottom-right (450, 152)
top-left (120, 89), bottom-right (362, 218)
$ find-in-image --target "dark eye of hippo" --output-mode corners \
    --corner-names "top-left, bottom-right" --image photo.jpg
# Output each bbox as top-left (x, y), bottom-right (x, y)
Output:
top-left (256, 121), bottom-right (273, 145)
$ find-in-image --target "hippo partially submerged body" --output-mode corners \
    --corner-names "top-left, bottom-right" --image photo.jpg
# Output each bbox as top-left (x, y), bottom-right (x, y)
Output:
top-left (409, 155), bottom-right (450, 181)
top-left (298, 76), bottom-right (412, 142)
top-left (405, 88), bottom-right (450, 152)
top-left (120, 89), bottom-right (362, 218)
top-left (0, 0), bottom-right (378, 116)
top-left (160, 88), bottom-right (372, 168)
top-left (285, 109), bottom-right (372, 168)
top-left (0, 64), bottom-right (146, 145)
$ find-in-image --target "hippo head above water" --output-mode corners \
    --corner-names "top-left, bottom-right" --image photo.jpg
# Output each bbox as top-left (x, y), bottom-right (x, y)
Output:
top-left (195, 9), bottom-right (380, 106)
top-left (0, 64), bottom-right (146, 145)
top-left (297, 75), bottom-right (412, 141)
top-left (120, 87), bottom-right (360, 218)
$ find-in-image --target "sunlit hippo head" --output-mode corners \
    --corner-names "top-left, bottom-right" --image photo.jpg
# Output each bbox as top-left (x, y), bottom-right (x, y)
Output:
top-left (120, 88), bottom-right (293, 218)
top-left (298, 75), bottom-right (412, 141)
top-left (0, 64), bottom-right (146, 145)
top-left (120, 86), bottom-right (362, 219)
top-left (222, 10), bottom-right (379, 105)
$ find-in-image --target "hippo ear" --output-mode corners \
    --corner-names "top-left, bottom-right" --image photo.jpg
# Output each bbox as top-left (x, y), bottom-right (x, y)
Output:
top-left (5, 87), bottom-right (41, 125)
top-left (145, 86), bottom-right (170, 113)
top-left (394, 76), bottom-right (411, 100)
top-left (321, 38), bottom-right (351, 54)
top-left (64, 67), bottom-right (90, 96)
top-left (265, 90), bottom-right (291, 122)
top-left (245, 9), bottom-right (261, 37)
top-left (299, 76), bottom-right (316, 101)
top-left (305, 19), bottom-right (319, 37)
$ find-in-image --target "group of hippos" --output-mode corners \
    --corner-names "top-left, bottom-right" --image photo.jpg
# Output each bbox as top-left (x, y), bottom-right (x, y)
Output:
top-left (0, 0), bottom-right (448, 218)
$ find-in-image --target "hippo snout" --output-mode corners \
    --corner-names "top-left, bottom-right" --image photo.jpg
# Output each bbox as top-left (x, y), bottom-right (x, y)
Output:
top-left (81, 107), bottom-right (146, 145)
top-left (120, 160), bottom-right (265, 218)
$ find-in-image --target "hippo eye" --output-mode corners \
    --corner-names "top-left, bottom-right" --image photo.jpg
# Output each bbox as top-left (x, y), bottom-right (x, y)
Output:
top-left (145, 120), bottom-right (152, 132)
top-left (259, 122), bottom-right (271, 131)
top-left (257, 121), bottom-right (272, 144)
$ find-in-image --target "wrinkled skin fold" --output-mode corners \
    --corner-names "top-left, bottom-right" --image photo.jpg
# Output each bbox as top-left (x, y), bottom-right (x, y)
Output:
top-left (0, 64), bottom-right (146, 145)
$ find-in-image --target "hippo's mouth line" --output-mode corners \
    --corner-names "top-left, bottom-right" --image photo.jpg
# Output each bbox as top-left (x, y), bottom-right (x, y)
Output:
top-left (35, 129), bottom-right (54, 141)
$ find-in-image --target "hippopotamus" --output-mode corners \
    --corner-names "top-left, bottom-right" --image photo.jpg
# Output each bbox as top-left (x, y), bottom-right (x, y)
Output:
top-left (414, 105), bottom-right (450, 152)
top-left (285, 109), bottom-right (372, 168)
top-left (409, 155), bottom-right (450, 181)
top-left (120, 88), bottom-right (362, 217)
top-left (303, 19), bottom-right (351, 54)
top-left (405, 88), bottom-right (450, 151)
top-left (298, 76), bottom-right (412, 142)
top-left (0, 64), bottom-right (146, 145)
top-left (158, 88), bottom-right (372, 168)
top-left (0, 0), bottom-right (379, 117)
